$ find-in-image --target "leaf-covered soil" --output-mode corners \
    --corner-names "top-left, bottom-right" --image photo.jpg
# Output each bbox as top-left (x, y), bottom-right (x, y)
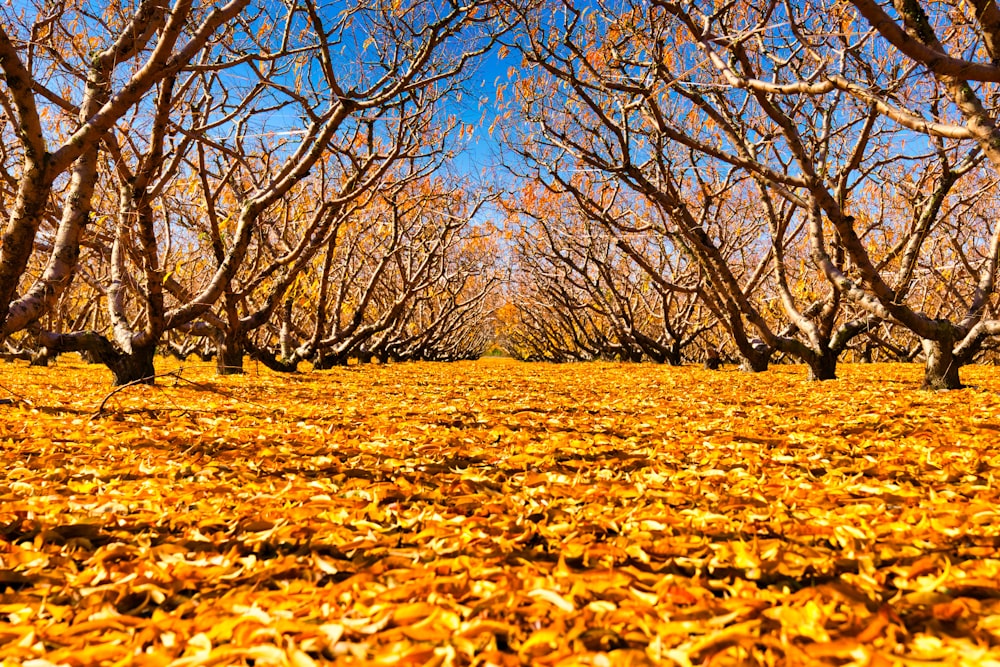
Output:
top-left (2, 358), bottom-right (1000, 666)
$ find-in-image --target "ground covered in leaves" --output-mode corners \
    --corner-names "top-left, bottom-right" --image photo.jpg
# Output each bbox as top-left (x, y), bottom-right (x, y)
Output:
top-left (1, 358), bottom-right (1000, 666)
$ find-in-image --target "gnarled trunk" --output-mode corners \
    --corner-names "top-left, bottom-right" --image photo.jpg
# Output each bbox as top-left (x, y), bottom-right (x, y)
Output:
top-left (39, 330), bottom-right (157, 385)
top-left (739, 355), bottom-right (769, 372)
top-left (805, 349), bottom-right (837, 381)
top-left (244, 339), bottom-right (298, 373)
top-left (665, 343), bottom-right (683, 366)
top-left (313, 351), bottom-right (348, 370)
top-left (216, 332), bottom-right (245, 376)
top-left (922, 338), bottom-right (962, 390)
top-left (736, 336), bottom-right (770, 372)
top-left (29, 347), bottom-right (52, 367)
top-left (108, 346), bottom-right (156, 386)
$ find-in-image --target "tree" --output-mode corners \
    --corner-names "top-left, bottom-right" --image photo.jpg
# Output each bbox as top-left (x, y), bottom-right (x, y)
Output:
top-left (361, 227), bottom-right (506, 363)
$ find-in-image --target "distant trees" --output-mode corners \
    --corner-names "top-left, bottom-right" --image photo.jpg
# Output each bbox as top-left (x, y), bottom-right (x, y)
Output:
top-left (503, 183), bottom-right (712, 363)
top-left (243, 171), bottom-right (504, 371)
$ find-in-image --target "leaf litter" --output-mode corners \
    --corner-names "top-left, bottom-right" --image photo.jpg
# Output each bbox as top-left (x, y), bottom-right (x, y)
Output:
top-left (1, 358), bottom-right (1000, 666)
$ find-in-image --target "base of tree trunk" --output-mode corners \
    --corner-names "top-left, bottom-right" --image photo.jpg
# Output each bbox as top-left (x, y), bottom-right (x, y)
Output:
top-left (243, 341), bottom-right (299, 373)
top-left (922, 359), bottom-right (962, 390)
top-left (921, 339), bottom-right (962, 390)
top-left (859, 342), bottom-right (873, 364)
top-left (0, 349), bottom-right (33, 363)
top-left (806, 353), bottom-right (837, 381)
top-left (29, 348), bottom-right (51, 367)
top-left (109, 347), bottom-right (156, 386)
top-left (313, 353), bottom-right (347, 370)
top-left (737, 338), bottom-right (770, 372)
top-left (739, 355), bottom-right (769, 372)
top-left (38, 331), bottom-right (157, 385)
top-left (216, 343), bottom-right (244, 375)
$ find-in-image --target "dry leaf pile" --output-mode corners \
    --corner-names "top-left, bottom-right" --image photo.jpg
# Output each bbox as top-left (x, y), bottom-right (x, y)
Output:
top-left (2, 358), bottom-right (1000, 666)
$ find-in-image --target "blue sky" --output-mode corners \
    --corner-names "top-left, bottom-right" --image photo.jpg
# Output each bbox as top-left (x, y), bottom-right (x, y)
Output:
top-left (450, 44), bottom-right (522, 180)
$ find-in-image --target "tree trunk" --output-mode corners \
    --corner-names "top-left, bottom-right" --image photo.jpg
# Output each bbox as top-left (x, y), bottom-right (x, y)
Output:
top-left (196, 340), bottom-right (216, 361)
top-left (922, 338), bottom-right (962, 390)
top-left (38, 330), bottom-right (156, 385)
top-left (739, 355), bottom-right (768, 372)
top-left (216, 331), bottom-right (245, 375)
top-left (279, 296), bottom-right (294, 360)
top-left (736, 338), bottom-right (770, 372)
top-left (243, 340), bottom-right (298, 373)
top-left (29, 347), bottom-right (52, 367)
top-left (0, 347), bottom-right (33, 363)
top-left (860, 341), bottom-right (873, 363)
top-left (313, 351), bottom-right (347, 370)
top-left (108, 346), bottom-right (156, 386)
top-left (806, 349), bottom-right (837, 381)
top-left (665, 344), bottom-right (682, 366)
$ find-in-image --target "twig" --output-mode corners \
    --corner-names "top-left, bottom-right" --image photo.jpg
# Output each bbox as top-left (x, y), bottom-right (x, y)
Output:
top-left (0, 381), bottom-right (32, 407)
top-left (169, 373), bottom-right (276, 413)
top-left (91, 370), bottom-right (183, 419)
top-left (91, 366), bottom-right (284, 422)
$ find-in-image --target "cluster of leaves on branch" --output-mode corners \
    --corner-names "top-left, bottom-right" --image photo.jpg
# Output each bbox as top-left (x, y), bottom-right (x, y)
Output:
top-left (2, 359), bottom-right (1000, 665)
top-left (497, 0), bottom-right (1000, 389)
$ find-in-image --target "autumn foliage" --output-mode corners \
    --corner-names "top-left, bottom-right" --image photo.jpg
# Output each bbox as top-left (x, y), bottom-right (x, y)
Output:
top-left (2, 358), bottom-right (999, 665)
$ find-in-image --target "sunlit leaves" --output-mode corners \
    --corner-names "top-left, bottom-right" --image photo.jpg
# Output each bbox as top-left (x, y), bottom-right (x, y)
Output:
top-left (2, 358), bottom-right (1000, 664)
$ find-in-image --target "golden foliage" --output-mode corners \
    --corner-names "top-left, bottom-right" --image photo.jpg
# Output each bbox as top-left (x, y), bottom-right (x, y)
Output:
top-left (2, 359), bottom-right (1000, 665)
